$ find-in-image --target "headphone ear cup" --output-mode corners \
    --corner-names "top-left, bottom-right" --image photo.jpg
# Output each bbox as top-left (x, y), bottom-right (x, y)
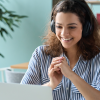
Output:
top-left (82, 21), bottom-right (91, 37)
top-left (50, 20), bottom-right (56, 34)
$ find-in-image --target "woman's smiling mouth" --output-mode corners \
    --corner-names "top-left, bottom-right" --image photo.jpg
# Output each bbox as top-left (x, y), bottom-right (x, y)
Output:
top-left (61, 37), bottom-right (73, 42)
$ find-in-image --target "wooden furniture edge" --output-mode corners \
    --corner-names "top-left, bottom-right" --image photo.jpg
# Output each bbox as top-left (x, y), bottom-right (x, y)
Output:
top-left (10, 62), bottom-right (29, 69)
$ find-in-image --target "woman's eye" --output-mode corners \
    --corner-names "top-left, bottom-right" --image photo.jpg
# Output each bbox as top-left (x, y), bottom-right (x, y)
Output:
top-left (56, 26), bottom-right (61, 28)
top-left (69, 26), bottom-right (76, 29)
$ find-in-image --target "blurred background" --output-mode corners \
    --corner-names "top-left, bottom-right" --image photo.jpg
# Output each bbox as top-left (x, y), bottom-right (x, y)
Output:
top-left (0, 0), bottom-right (100, 82)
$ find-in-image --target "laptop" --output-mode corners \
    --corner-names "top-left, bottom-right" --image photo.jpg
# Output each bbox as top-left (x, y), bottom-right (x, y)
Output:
top-left (0, 83), bottom-right (53, 100)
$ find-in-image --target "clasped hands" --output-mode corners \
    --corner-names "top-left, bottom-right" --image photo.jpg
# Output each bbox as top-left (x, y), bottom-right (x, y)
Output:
top-left (48, 57), bottom-right (73, 90)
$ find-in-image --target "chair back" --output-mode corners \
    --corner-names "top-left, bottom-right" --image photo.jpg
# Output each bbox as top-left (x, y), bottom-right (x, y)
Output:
top-left (5, 69), bottom-right (25, 83)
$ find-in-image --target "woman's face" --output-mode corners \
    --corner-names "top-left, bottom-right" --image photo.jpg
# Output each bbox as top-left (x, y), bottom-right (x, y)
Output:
top-left (55, 12), bottom-right (82, 51)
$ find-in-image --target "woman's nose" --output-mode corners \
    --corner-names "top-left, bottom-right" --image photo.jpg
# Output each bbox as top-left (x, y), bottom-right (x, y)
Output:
top-left (61, 28), bottom-right (69, 36)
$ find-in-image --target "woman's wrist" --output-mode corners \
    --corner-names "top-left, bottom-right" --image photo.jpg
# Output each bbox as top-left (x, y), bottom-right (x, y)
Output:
top-left (42, 82), bottom-right (55, 90)
top-left (67, 71), bottom-right (75, 80)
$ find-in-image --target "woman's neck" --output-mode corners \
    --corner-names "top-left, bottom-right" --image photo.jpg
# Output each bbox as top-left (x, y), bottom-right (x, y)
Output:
top-left (64, 46), bottom-right (80, 69)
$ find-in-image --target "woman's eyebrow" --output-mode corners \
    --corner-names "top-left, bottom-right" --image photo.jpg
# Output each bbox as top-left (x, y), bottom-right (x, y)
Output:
top-left (55, 23), bottom-right (62, 25)
top-left (55, 23), bottom-right (77, 25)
top-left (67, 23), bottom-right (77, 25)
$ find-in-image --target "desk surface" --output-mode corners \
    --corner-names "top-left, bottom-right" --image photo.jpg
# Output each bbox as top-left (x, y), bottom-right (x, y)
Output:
top-left (10, 62), bottom-right (29, 69)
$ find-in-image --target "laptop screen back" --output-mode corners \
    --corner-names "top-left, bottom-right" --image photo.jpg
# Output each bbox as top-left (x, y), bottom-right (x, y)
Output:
top-left (0, 83), bottom-right (53, 100)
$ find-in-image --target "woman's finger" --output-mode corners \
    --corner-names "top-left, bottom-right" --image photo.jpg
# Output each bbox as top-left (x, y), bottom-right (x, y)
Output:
top-left (54, 63), bottom-right (62, 69)
top-left (52, 57), bottom-right (64, 62)
top-left (49, 60), bottom-right (63, 70)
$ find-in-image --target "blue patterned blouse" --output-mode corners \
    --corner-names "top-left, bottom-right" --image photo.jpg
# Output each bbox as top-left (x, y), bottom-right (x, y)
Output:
top-left (21, 45), bottom-right (100, 100)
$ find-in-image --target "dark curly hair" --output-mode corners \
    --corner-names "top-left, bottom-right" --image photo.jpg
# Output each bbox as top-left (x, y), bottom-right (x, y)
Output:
top-left (43, 0), bottom-right (100, 60)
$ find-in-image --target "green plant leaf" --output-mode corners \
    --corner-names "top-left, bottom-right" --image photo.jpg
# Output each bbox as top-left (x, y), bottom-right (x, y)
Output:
top-left (15, 19), bottom-right (21, 22)
top-left (2, 17), bottom-right (14, 31)
top-left (12, 23), bottom-right (19, 27)
top-left (0, 3), bottom-right (7, 11)
top-left (0, 29), bottom-right (6, 41)
top-left (0, 27), bottom-right (12, 40)
top-left (1, 28), bottom-right (8, 35)
top-left (6, 10), bottom-right (15, 14)
top-left (0, 53), bottom-right (4, 58)
top-left (0, 8), bottom-right (2, 18)
top-left (0, 1), bottom-right (28, 58)
top-left (9, 14), bottom-right (28, 19)
top-left (9, 14), bottom-right (20, 17)
top-left (6, 22), bottom-right (14, 31)
top-left (2, 28), bottom-right (12, 38)
top-left (16, 15), bottom-right (28, 18)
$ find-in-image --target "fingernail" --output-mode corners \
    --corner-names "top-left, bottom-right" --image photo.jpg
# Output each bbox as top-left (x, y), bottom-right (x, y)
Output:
top-left (57, 60), bottom-right (61, 62)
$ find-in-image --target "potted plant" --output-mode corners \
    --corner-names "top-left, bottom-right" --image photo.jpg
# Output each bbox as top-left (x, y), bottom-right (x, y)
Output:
top-left (0, 0), bottom-right (27, 58)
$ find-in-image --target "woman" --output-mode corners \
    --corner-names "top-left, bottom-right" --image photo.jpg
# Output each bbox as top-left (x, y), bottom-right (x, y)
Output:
top-left (21, 0), bottom-right (100, 100)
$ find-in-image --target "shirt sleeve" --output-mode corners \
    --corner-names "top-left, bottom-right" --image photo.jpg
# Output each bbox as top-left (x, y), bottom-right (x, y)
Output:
top-left (93, 53), bottom-right (100, 91)
top-left (21, 46), bottom-right (41, 85)
top-left (96, 54), bottom-right (100, 91)
top-left (97, 73), bottom-right (100, 91)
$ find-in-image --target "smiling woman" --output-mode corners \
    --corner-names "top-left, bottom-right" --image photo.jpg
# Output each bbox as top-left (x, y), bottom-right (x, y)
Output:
top-left (44, 0), bottom-right (100, 60)
top-left (21, 0), bottom-right (100, 100)
top-left (55, 12), bottom-right (82, 53)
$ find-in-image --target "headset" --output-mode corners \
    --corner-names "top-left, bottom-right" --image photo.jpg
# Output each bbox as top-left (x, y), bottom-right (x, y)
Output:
top-left (50, 0), bottom-right (92, 37)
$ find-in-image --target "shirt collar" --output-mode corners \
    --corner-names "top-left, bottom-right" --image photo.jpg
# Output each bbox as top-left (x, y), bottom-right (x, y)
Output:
top-left (61, 52), bottom-right (87, 65)
top-left (79, 55), bottom-right (87, 65)
top-left (61, 53), bottom-right (70, 66)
